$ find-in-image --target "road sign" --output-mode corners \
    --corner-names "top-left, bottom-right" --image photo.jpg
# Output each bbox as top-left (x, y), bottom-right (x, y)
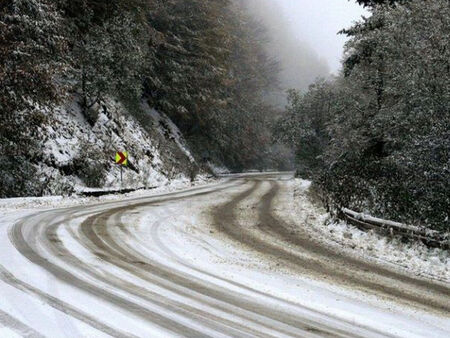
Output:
top-left (115, 151), bottom-right (128, 166)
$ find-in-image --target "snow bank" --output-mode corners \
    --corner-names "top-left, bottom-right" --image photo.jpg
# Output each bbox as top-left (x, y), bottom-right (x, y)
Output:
top-left (290, 179), bottom-right (450, 282)
top-left (0, 175), bottom-right (215, 213)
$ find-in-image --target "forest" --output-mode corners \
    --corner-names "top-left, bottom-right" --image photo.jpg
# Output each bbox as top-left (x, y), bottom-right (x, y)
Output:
top-left (0, 0), bottom-right (288, 197)
top-left (1, 0), bottom-right (449, 233)
top-left (276, 0), bottom-right (450, 232)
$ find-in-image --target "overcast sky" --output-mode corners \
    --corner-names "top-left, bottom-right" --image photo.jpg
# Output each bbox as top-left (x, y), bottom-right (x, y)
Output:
top-left (244, 0), bottom-right (369, 96)
top-left (278, 0), bottom-right (369, 73)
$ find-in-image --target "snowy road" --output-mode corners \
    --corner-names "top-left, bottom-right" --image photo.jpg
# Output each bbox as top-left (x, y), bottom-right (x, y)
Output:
top-left (0, 173), bottom-right (449, 337)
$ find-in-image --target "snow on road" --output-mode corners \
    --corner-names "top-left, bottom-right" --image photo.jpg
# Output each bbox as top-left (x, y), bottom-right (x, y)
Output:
top-left (0, 173), bottom-right (449, 337)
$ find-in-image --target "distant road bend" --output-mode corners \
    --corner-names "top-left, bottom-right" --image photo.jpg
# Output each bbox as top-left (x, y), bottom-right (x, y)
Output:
top-left (0, 173), bottom-right (449, 337)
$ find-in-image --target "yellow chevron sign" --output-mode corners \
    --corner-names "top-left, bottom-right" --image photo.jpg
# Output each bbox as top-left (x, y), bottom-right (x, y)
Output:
top-left (115, 151), bottom-right (128, 166)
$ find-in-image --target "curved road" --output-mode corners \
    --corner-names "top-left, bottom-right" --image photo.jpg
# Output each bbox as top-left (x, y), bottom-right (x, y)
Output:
top-left (0, 173), bottom-right (449, 337)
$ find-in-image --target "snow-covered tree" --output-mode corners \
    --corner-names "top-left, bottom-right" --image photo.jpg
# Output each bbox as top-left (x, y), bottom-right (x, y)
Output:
top-left (0, 0), bottom-right (66, 196)
top-left (0, 0), bottom-right (285, 195)
top-left (280, 0), bottom-right (450, 231)
top-left (71, 13), bottom-right (147, 121)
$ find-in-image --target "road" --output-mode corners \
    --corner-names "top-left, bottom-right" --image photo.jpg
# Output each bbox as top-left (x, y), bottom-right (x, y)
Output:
top-left (0, 173), bottom-right (449, 337)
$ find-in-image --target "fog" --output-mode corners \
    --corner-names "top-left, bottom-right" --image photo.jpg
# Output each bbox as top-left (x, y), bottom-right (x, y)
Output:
top-left (243, 0), bottom-right (368, 98)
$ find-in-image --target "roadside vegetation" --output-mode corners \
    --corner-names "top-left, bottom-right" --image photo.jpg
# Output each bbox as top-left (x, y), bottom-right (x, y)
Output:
top-left (276, 0), bottom-right (450, 233)
top-left (0, 0), bottom-right (285, 197)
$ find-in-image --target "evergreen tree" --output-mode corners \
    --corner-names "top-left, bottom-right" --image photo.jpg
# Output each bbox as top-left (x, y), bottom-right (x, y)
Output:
top-left (0, 0), bottom-right (66, 196)
top-left (0, 0), bottom-right (283, 195)
top-left (145, 0), bottom-right (280, 170)
top-left (280, 0), bottom-right (450, 231)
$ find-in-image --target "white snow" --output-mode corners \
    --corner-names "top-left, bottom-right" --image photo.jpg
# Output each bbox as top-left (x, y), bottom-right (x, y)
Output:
top-left (32, 96), bottom-right (198, 195)
top-left (0, 329), bottom-right (22, 338)
top-left (0, 175), bottom-right (215, 213)
top-left (135, 180), bottom-right (450, 337)
top-left (206, 162), bottom-right (230, 175)
top-left (286, 179), bottom-right (450, 283)
top-left (0, 179), bottom-right (224, 337)
top-left (0, 176), bottom-right (448, 337)
top-left (142, 102), bottom-right (195, 163)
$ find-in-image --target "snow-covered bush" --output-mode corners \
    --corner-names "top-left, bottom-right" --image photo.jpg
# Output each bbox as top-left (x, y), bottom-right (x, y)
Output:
top-left (0, 156), bottom-right (44, 197)
top-left (278, 0), bottom-right (450, 232)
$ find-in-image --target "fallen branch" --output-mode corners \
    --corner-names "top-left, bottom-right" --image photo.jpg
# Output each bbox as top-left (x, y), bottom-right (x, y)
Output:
top-left (341, 208), bottom-right (449, 250)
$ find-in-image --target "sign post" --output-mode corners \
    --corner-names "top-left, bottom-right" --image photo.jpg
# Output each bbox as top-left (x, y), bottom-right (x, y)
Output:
top-left (115, 151), bottom-right (128, 192)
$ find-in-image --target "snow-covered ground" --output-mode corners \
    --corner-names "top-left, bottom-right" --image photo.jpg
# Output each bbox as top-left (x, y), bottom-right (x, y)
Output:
top-left (138, 177), bottom-right (450, 337)
top-left (282, 179), bottom-right (450, 283)
top-left (0, 173), bottom-right (448, 337)
top-left (0, 177), bottom-right (223, 337)
top-left (0, 175), bottom-right (214, 213)
top-left (28, 96), bottom-right (199, 195)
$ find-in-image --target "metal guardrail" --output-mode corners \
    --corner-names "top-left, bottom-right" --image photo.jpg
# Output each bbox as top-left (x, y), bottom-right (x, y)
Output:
top-left (78, 186), bottom-right (155, 197)
top-left (342, 208), bottom-right (450, 250)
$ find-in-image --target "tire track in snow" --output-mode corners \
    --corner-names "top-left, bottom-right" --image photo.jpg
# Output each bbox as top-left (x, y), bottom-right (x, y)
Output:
top-left (72, 179), bottom-right (371, 337)
top-left (0, 265), bottom-right (136, 338)
top-left (261, 181), bottom-right (450, 311)
top-left (3, 174), bottom-right (449, 337)
top-left (0, 309), bottom-right (45, 338)
top-left (212, 177), bottom-right (450, 315)
top-left (7, 179), bottom-right (274, 337)
top-left (208, 181), bottom-right (386, 337)
top-left (3, 176), bottom-right (386, 337)
top-left (145, 185), bottom-right (397, 338)
top-left (47, 213), bottom-right (274, 337)
top-left (7, 183), bottom-right (247, 337)
top-left (76, 182), bottom-right (319, 337)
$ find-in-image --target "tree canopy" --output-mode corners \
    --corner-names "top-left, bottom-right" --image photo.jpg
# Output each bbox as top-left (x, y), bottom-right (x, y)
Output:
top-left (0, 0), bottom-right (283, 196)
top-left (277, 0), bottom-right (450, 232)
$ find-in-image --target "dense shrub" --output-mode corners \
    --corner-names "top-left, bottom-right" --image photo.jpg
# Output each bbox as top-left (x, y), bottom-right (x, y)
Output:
top-left (0, 156), bottom-right (44, 197)
top-left (77, 160), bottom-right (107, 188)
top-left (277, 0), bottom-right (450, 232)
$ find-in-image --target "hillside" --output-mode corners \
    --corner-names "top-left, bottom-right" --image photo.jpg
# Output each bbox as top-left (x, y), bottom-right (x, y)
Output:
top-left (29, 97), bottom-right (199, 195)
top-left (0, 0), bottom-right (286, 197)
